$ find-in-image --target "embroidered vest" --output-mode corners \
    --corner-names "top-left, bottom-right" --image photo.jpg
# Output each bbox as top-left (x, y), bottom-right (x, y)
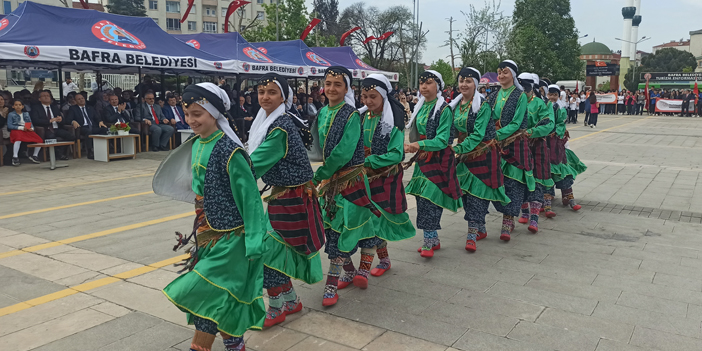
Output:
top-left (487, 88), bottom-right (528, 130)
top-left (261, 113), bottom-right (314, 186)
top-left (422, 101), bottom-right (454, 144)
top-left (323, 103), bottom-right (365, 168)
top-left (203, 137), bottom-right (254, 232)
top-left (456, 97), bottom-right (495, 142)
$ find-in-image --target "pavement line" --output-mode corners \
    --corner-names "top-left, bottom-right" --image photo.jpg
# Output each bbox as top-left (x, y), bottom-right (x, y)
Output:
top-left (567, 116), bottom-right (627, 131)
top-left (0, 254), bottom-right (187, 317)
top-left (569, 116), bottom-right (653, 143)
top-left (0, 191), bottom-right (155, 220)
top-left (0, 212), bottom-right (193, 260)
top-left (0, 173), bottom-right (154, 197)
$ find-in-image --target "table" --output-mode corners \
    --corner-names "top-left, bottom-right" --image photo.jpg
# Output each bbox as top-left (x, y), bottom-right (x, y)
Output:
top-left (89, 134), bottom-right (138, 162)
top-left (178, 129), bottom-right (194, 144)
top-left (27, 141), bottom-right (75, 170)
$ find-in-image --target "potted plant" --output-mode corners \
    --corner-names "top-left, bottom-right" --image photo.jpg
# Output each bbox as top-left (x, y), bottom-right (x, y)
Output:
top-left (110, 122), bottom-right (131, 136)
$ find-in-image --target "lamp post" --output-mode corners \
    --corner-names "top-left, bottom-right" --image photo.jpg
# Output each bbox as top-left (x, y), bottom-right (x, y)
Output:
top-left (579, 34), bottom-right (589, 39)
top-left (615, 36), bottom-right (650, 89)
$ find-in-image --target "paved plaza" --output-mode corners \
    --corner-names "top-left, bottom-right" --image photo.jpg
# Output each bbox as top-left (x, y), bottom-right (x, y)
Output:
top-left (3, 113), bottom-right (702, 350)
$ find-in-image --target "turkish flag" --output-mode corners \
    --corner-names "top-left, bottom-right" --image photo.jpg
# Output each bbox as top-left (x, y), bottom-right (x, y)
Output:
top-left (363, 36), bottom-right (377, 44)
top-left (181, 0), bottom-right (195, 23)
top-left (377, 31), bottom-right (394, 40)
top-left (224, 0), bottom-right (250, 32)
top-left (301, 18), bottom-right (322, 40)
top-left (644, 76), bottom-right (650, 111)
top-left (340, 26), bottom-right (361, 46)
top-left (695, 79), bottom-right (699, 105)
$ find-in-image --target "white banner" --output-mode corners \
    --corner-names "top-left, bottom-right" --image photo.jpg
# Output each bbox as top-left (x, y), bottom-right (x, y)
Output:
top-left (655, 99), bottom-right (696, 113)
top-left (595, 93), bottom-right (618, 104)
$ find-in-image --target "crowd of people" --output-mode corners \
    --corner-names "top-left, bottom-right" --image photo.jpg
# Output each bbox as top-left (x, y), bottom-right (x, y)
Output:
top-left (150, 60), bottom-right (589, 351)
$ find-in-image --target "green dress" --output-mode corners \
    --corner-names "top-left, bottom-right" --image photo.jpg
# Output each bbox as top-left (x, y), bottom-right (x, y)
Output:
top-left (362, 111), bottom-right (415, 241)
top-left (453, 101), bottom-right (510, 205)
top-left (526, 95), bottom-right (555, 188)
top-left (549, 107), bottom-right (586, 182)
top-left (162, 131), bottom-right (266, 337)
top-left (405, 99), bottom-right (462, 212)
top-left (492, 86), bottom-right (536, 191)
top-left (250, 128), bottom-right (323, 285)
top-left (314, 102), bottom-right (375, 252)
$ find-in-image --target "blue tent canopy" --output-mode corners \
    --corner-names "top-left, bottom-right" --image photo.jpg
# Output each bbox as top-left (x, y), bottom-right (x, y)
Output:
top-left (311, 46), bottom-right (398, 82)
top-left (253, 40), bottom-right (341, 78)
top-left (0, 2), bottom-right (238, 74)
top-left (173, 32), bottom-right (304, 77)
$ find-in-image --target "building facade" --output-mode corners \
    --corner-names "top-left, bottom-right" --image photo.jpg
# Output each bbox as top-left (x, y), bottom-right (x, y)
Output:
top-left (690, 30), bottom-right (702, 72)
top-left (651, 40), bottom-right (691, 54)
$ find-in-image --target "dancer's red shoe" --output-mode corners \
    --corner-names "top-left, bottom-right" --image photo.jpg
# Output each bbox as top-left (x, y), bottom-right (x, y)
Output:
top-left (528, 224), bottom-right (538, 233)
top-left (264, 311), bottom-right (285, 328)
top-left (477, 232), bottom-right (487, 241)
top-left (417, 243), bottom-right (440, 252)
top-left (322, 294), bottom-right (338, 307)
top-left (465, 240), bottom-right (476, 252)
top-left (545, 210), bottom-right (557, 218)
top-left (337, 280), bottom-right (351, 290)
top-left (352, 275), bottom-right (368, 289)
top-left (571, 204), bottom-right (581, 211)
top-left (285, 300), bottom-right (303, 316)
top-left (420, 248), bottom-right (434, 258)
top-left (518, 217), bottom-right (529, 224)
top-left (370, 264), bottom-right (390, 277)
top-left (500, 233), bottom-right (511, 241)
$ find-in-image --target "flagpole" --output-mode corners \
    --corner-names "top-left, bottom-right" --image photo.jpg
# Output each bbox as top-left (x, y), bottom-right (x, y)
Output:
top-left (276, 0), bottom-right (279, 41)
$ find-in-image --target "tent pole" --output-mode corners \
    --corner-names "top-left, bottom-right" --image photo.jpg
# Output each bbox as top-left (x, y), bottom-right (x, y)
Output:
top-left (160, 69), bottom-right (166, 97)
top-left (57, 63), bottom-right (63, 105)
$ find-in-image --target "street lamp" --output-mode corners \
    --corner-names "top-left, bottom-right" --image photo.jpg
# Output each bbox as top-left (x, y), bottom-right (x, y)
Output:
top-left (579, 34), bottom-right (589, 39)
top-left (615, 36), bottom-right (650, 88)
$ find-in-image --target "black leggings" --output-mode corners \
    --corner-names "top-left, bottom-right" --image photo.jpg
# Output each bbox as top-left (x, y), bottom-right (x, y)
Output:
top-left (589, 113), bottom-right (599, 126)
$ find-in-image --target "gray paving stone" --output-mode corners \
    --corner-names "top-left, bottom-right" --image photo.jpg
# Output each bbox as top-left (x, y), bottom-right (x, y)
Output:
top-left (452, 329), bottom-right (546, 351)
top-left (595, 338), bottom-right (653, 351)
top-left (536, 308), bottom-right (634, 342)
top-left (591, 302), bottom-right (702, 339)
top-left (447, 289), bottom-right (544, 322)
top-left (506, 320), bottom-right (600, 351)
top-left (630, 326), bottom-right (702, 350)
top-left (487, 281), bottom-right (598, 316)
top-left (525, 275), bottom-right (622, 304)
top-left (422, 300), bottom-right (519, 337)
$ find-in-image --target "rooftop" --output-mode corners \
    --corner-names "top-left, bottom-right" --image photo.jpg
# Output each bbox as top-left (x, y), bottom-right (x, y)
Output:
top-left (653, 40), bottom-right (690, 49)
top-left (581, 41), bottom-right (612, 56)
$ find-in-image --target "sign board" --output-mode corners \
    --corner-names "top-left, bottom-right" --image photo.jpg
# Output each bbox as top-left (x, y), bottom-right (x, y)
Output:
top-left (655, 99), bottom-right (696, 113)
top-left (595, 93), bottom-right (618, 104)
top-left (640, 72), bottom-right (702, 82)
top-left (586, 64), bottom-right (620, 76)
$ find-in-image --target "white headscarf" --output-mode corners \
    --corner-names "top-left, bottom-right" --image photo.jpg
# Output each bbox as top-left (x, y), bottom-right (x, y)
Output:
top-left (342, 75), bottom-right (355, 107)
top-left (549, 84), bottom-right (567, 109)
top-left (449, 67), bottom-right (482, 114)
top-left (406, 69), bottom-right (445, 129)
top-left (193, 83), bottom-right (241, 146)
top-left (500, 60), bottom-right (522, 91)
top-left (357, 74), bottom-right (395, 137)
top-left (247, 80), bottom-right (289, 153)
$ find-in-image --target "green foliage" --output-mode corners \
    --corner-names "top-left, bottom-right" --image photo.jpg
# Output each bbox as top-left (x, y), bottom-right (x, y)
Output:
top-left (242, 0), bottom-right (336, 47)
top-left (640, 48), bottom-right (698, 72)
top-left (597, 80), bottom-right (612, 92)
top-left (430, 59), bottom-right (456, 87)
top-left (106, 0), bottom-right (146, 16)
top-left (506, 0), bottom-right (583, 81)
top-left (458, 0), bottom-right (511, 74)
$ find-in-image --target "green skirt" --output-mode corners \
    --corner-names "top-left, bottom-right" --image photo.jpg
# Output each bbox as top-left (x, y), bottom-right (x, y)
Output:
top-left (364, 207), bottom-right (415, 242)
top-left (501, 160), bottom-right (536, 191)
top-left (456, 163), bottom-right (511, 205)
top-left (321, 176), bottom-right (376, 252)
top-left (406, 165), bottom-right (462, 212)
top-left (566, 149), bottom-right (587, 175)
top-left (163, 232), bottom-right (265, 337)
top-left (263, 225), bottom-right (324, 285)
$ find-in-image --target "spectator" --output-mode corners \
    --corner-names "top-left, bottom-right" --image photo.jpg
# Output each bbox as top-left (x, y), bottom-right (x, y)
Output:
top-left (218, 79), bottom-right (231, 95)
top-left (104, 94), bottom-right (140, 135)
top-left (315, 94), bottom-right (327, 110)
top-left (93, 91), bottom-right (111, 119)
top-left (156, 96), bottom-right (165, 109)
top-left (583, 91), bottom-right (591, 126)
top-left (649, 89), bottom-right (659, 115)
top-left (579, 91), bottom-right (586, 113)
top-left (0, 94), bottom-right (9, 162)
top-left (231, 95), bottom-right (253, 142)
top-left (62, 78), bottom-right (79, 97)
top-left (568, 92), bottom-right (578, 124)
top-left (244, 95), bottom-right (254, 115)
top-left (91, 79), bottom-right (110, 93)
top-left (134, 75), bottom-right (161, 100)
top-left (135, 92), bottom-right (174, 152)
top-left (30, 90), bottom-right (74, 160)
top-left (588, 93), bottom-right (599, 128)
top-left (636, 91), bottom-right (645, 115)
top-left (305, 96), bottom-right (318, 120)
top-left (121, 90), bottom-right (136, 109)
top-left (7, 99), bottom-right (43, 165)
top-left (626, 91), bottom-right (635, 115)
top-left (31, 81), bottom-right (44, 104)
top-left (162, 95), bottom-right (189, 131)
top-left (559, 85), bottom-right (567, 106)
top-left (682, 89), bottom-right (694, 117)
top-left (399, 93), bottom-right (411, 117)
top-left (67, 93), bottom-right (107, 159)
top-left (113, 87), bottom-right (123, 100)
top-left (617, 92), bottom-right (625, 114)
top-left (62, 92), bottom-right (77, 115)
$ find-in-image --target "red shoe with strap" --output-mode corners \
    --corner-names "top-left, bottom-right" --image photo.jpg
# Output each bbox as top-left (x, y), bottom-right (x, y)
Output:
top-left (370, 264), bottom-right (391, 277)
top-left (545, 210), bottom-right (557, 218)
top-left (322, 294), bottom-right (338, 307)
top-left (518, 216), bottom-right (529, 224)
top-left (477, 232), bottom-right (487, 241)
top-left (417, 243), bottom-right (440, 252)
top-left (263, 308), bottom-right (286, 328)
top-left (465, 240), bottom-right (476, 252)
top-left (500, 233), bottom-right (511, 241)
top-left (352, 275), bottom-right (369, 289)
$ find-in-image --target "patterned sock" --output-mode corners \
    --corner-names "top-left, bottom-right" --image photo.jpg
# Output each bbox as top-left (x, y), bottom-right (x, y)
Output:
top-left (529, 201), bottom-right (541, 223)
top-left (478, 223), bottom-right (487, 234)
top-left (222, 336), bottom-right (245, 351)
top-left (563, 188), bottom-right (578, 207)
top-left (324, 257), bottom-right (343, 299)
top-left (467, 222), bottom-right (479, 241)
top-left (281, 280), bottom-right (299, 311)
top-left (520, 203), bottom-right (529, 219)
top-left (266, 285), bottom-right (284, 320)
top-left (339, 258), bottom-right (356, 283)
top-left (501, 215), bottom-right (514, 235)
top-left (190, 329), bottom-right (216, 351)
top-left (376, 241), bottom-right (390, 269)
top-left (561, 188), bottom-right (573, 205)
top-left (544, 194), bottom-right (553, 212)
top-left (357, 248), bottom-right (375, 278)
top-left (423, 230), bottom-right (439, 249)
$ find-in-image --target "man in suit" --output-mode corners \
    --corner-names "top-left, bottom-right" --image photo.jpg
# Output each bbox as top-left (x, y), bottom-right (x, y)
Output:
top-left (162, 95), bottom-right (188, 145)
top-left (104, 94), bottom-right (140, 135)
top-left (682, 89), bottom-right (695, 117)
top-left (231, 95), bottom-right (253, 142)
top-left (67, 93), bottom-right (108, 159)
top-left (30, 90), bottom-right (75, 160)
top-left (135, 92), bottom-right (174, 151)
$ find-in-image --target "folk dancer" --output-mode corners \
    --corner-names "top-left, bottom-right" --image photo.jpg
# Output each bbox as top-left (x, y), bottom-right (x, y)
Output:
top-left (314, 66), bottom-right (381, 306)
top-left (488, 60), bottom-right (535, 241)
top-left (517, 73), bottom-right (555, 233)
top-left (450, 67), bottom-right (509, 252)
top-left (404, 70), bottom-right (462, 258)
top-left (546, 84), bottom-right (586, 211)
top-left (343, 74), bottom-right (416, 289)
top-left (247, 74), bottom-right (324, 327)
top-left (155, 83), bottom-right (266, 351)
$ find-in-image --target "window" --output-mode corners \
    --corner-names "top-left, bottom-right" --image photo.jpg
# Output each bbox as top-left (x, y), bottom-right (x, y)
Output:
top-left (238, 8), bottom-right (246, 18)
top-left (203, 21), bottom-right (217, 33)
top-left (166, 1), bottom-right (180, 12)
top-left (205, 7), bottom-right (216, 16)
top-left (148, 0), bottom-right (157, 10)
top-left (4, 0), bottom-right (12, 14)
top-left (270, 0), bottom-right (276, 3)
top-left (152, 18), bottom-right (159, 25)
top-left (257, 0), bottom-right (263, 3)
top-left (188, 21), bottom-right (196, 31)
top-left (190, 4), bottom-right (196, 13)
top-left (256, 11), bottom-right (264, 20)
top-left (166, 18), bottom-right (181, 31)
top-left (221, 7), bottom-right (226, 17)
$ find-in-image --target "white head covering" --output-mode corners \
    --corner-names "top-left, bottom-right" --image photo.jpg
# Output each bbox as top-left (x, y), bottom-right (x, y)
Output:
top-left (357, 74), bottom-right (395, 137)
top-left (247, 79), bottom-right (290, 153)
top-left (548, 84), bottom-right (567, 109)
top-left (192, 83), bottom-right (241, 146)
top-left (499, 60), bottom-right (522, 91)
top-left (342, 75), bottom-right (355, 107)
top-left (530, 73), bottom-right (540, 87)
top-left (449, 67), bottom-right (482, 114)
top-left (406, 69), bottom-right (445, 129)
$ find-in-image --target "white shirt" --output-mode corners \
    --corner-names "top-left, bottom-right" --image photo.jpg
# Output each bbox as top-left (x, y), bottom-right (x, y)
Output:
top-left (559, 91), bottom-right (567, 104)
top-left (91, 81), bottom-right (110, 93)
top-left (43, 104), bottom-right (57, 128)
top-left (62, 82), bottom-right (78, 96)
top-left (170, 106), bottom-right (182, 122)
top-left (569, 98), bottom-right (577, 109)
top-left (617, 96), bottom-right (624, 104)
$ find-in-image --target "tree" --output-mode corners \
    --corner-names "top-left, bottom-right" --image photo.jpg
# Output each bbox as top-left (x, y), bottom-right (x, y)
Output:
top-left (106, 0), bottom-right (147, 17)
top-left (430, 59), bottom-right (456, 87)
top-left (229, 5), bottom-right (263, 35)
top-left (458, 0), bottom-right (511, 74)
top-left (243, 0), bottom-right (335, 47)
top-left (640, 48), bottom-right (697, 73)
top-left (313, 0), bottom-right (341, 39)
top-left (506, 0), bottom-right (582, 81)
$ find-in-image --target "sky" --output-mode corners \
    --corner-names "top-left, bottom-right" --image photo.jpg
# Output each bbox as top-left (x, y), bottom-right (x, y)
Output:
top-left (305, 0), bottom-right (702, 66)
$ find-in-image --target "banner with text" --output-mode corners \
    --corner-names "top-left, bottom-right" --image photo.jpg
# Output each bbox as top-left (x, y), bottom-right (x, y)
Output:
top-left (595, 93), bottom-right (618, 105)
top-left (655, 99), bottom-right (696, 113)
